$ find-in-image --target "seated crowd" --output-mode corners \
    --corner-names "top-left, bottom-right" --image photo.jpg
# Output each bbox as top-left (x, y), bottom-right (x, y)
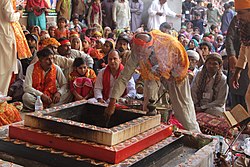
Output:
top-left (2, 2), bottom-right (248, 135)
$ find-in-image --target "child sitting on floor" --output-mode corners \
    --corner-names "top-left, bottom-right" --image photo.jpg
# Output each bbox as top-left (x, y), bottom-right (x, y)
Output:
top-left (69, 57), bottom-right (96, 101)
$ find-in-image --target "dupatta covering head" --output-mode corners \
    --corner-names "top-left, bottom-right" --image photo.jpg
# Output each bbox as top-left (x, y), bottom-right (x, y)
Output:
top-left (42, 38), bottom-right (61, 47)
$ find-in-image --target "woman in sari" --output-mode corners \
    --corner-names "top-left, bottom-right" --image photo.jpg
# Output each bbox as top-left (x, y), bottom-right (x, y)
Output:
top-left (26, 0), bottom-right (50, 30)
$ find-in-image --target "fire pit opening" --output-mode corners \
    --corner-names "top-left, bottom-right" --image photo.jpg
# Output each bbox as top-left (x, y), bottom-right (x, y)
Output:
top-left (45, 103), bottom-right (145, 128)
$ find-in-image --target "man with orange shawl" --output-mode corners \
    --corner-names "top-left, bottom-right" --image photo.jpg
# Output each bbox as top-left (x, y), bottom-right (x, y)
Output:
top-left (232, 0), bottom-right (250, 112)
top-left (22, 48), bottom-right (70, 111)
top-left (105, 30), bottom-right (200, 133)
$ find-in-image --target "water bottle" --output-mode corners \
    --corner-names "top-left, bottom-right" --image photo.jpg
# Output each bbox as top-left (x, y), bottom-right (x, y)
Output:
top-left (35, 96), bottom-right (43, 111)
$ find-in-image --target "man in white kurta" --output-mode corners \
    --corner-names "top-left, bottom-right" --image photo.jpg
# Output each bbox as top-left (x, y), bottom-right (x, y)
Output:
top-left (147, 0), bottom-right (181, 31)
top-left (91, 50), bottom-right (136, 104)
top-left (22, 48), bottom-right (70, 110)
top-left (0, 0), bottom-right (23, 95)
top-left (112, 0), bottom-right (131, 29)
top-left (94, 68), bottom-right (136, 103)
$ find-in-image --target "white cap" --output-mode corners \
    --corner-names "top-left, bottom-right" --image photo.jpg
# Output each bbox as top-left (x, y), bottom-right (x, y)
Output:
top-left (98, 38), bottom-right (106, 45)
top-left (187, 50), bottom-right (200, 61)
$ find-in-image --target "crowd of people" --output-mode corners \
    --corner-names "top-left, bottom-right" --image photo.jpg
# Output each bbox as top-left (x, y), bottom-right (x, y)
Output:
top-left (0, 0), bottom-right (249, 133)
top-left (1, 0), bottom-right (250, 165)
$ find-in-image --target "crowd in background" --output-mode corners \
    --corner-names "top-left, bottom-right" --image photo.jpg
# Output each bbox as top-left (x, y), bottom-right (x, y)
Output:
top-left (3, 0), bottom-right (248, 123)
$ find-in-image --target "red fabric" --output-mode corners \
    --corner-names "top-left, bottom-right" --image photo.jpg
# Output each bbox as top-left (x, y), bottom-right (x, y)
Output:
top-left (102, 64), bottom-right (124, 101)
top-left (59, 39), bottom-right (70, 45)
top-left (115, 103), bottom-right (129, 109)
top-left (9, 73), bottom-right (16, 88)
top-left (27, 0), bottom-right (50, 16)
top-left (196, 112), bottom-right (233, 138)
top-left (84, 47), bottom-right (94, 55)
top-left (32, 61), bottom-right (57, 99)
top-left (72, 77), bottom-right (93, 98)
top-left (168, 114), bottom-right (185, 129)
top-left (91, 2), bottom-right (101, 24)
top-left (69, 69), bottom-right (96, 99)
top-left (90, 49), bottom-right (104, 60)
top-left (132, 32), bottom-right (154, 47)
top-left (54, 29), bottom-right (70, 40)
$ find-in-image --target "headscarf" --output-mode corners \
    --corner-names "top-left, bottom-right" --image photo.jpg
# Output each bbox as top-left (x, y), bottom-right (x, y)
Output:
top-left (187, 50), bottom-right (200, 61)
top-left (70, 31), bottom-right (80, 38)
top-left (191, 39), bottom-right (199, 47)
top-left (186, 39), bottom-right (199, 50)
top-left (42, 38), bottom-right (61, 47)
top-left (103, 27), bottom-right (111, 38)
top-left (70, 36), bottom-right (83, 51)
top-left (205, 53), bottom-right (222, 65)
top-left (94, 31), bottom-right (102, 37)
top-left (105, 38), bottom-right (115, 49)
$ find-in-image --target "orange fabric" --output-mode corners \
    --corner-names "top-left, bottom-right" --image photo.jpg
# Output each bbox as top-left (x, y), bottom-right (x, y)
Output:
top-left (131, 33), bottom-right (154, 48)
top-left (139, 30), bottom-right (189, 83)
top-left (0, 102), bottom-right (22, 126)
top-left (69, 69), bottom-right (96, 100)
top-left (42, 38), bottom-right (61, 47)
top-left (12, 0), bottom-right (16, 10)
top-left (11, 0), bottom-right (32, 59)
top-left (90, 49), bottom-right (104, 60)
top-left (32, 61), bottom-right (57, 99)
top-left (55, 29), bottom-right (70, 40)
top-left (235, 0), bottom-right (250, 10)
